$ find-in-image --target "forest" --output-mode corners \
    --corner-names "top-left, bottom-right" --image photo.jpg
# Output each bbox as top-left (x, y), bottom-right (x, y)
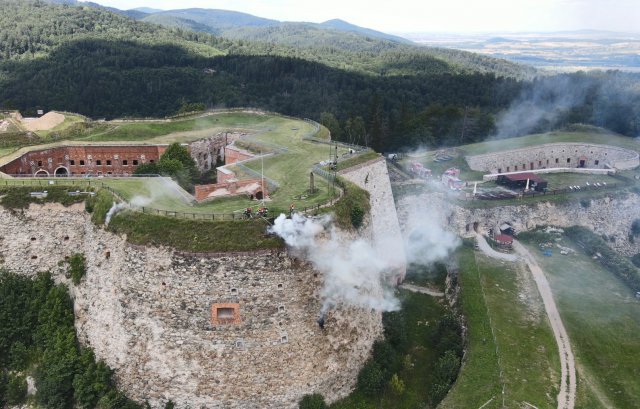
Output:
top-left (0, 0), bottom-right (639, 151)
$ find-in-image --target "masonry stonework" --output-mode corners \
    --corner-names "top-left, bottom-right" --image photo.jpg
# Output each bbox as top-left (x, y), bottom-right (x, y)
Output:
top-left (339, 156), bottom-right (407, 281)
top-left (466, 143), bottom-right (639, 174)
top-left (0, 204), bottom-right (382, 408)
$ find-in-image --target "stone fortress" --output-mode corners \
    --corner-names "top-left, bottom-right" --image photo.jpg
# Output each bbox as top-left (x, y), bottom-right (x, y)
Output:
top-left (0, 154), bottom-right (406, 408)
top-left (466, 142), bottom-right (639, 174)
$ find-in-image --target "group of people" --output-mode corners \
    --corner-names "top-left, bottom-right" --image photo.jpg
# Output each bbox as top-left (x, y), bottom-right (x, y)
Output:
top-left (244, 206), bottom-right (269, 219)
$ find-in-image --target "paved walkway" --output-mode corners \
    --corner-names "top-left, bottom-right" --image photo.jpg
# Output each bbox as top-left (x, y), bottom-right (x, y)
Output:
top-left (513, 241), bottom-right (576, 409)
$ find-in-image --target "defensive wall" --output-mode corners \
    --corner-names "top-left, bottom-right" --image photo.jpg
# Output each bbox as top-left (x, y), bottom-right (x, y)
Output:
top-left (397, 192), bottom-right (640, 257)
top-left (0, 132), bottom-right (240, 177)
top-left (339, 156), bottom-right (407, 282)
top-left (0, 203), bottom-right (382, 408)
top-left (466, 143), bottom-right (639, 174)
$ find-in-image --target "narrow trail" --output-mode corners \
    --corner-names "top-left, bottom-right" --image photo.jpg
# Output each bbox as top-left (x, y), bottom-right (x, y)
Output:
top-left (398, 283), bottom-right (444, 297)
top-left (513, 241), bottom-right (576, 409)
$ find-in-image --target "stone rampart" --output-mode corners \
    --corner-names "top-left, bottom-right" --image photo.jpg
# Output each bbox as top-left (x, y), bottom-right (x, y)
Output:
top-left (0, 204), bottom-right (382, 408)
top-left (466, 143), bottom-right (639, 174)
top-left (339, 157), bottom-right (407, 281)
top-left (397, 192), bottom-right (640, 257)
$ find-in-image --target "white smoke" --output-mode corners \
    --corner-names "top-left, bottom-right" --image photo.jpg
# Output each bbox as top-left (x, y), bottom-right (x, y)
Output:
top-left (400, 196), bottom-right (461, 266)
top-left (104, 195), bottom-right (153, 225)
top-left (270, 213), bottom-right (401, 313)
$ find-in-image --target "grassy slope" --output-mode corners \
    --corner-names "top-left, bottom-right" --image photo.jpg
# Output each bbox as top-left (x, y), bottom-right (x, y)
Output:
top-left (441, 247), bottom-right (559, 408)
top-left (460, 130), bottom-right (640, 157)
top-left (522, 234), bottom-right (640, 409)
top-left (330, 289), bottom-right (449, 409)
top-left (0, 112), bottom-right (347, 214)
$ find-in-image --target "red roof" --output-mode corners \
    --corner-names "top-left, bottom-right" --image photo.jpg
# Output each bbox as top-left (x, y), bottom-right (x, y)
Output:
top-left (495, 234), bottom-right (513, 243)
top-left (504, 172), bottom-right (545, 183)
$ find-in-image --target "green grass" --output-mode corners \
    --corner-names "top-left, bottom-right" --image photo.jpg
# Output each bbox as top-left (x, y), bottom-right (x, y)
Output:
top-left (0, 111), bottom-right (363, 216)
top-left (441, 247), bottom-right (559, 408)
top-left (334, 151), bottom-right (379, 171)
top-left (521, 233), bottom-right (640, 408)
top-left (460, 130), bottom-right (640, 156)
top-left (108, 211), bottom-right (283, 252)
top-left (330, 289), bottom-right (452, 409)
top-left (36, 112), bottom-right (86, 138)
top-left (0, 186), bottom-right (89, 209)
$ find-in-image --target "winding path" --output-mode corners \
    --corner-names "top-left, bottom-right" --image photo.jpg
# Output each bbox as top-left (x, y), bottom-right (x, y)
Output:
top-left (513, 241), bottom-right (576, 409)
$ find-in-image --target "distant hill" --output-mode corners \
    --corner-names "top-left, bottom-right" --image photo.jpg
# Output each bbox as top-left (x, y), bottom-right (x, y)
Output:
top-left (320, 19), bottom-right (412, 44)
top-left (141, 8), bottom-right (277, 35)
top-left (131, 7), bottom-right (162, 14)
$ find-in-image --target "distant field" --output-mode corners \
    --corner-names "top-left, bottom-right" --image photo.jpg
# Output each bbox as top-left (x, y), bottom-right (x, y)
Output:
top-left (522, 232), bottom-right (640, 408)
top-left (441, 247), bottom-right (559, 408)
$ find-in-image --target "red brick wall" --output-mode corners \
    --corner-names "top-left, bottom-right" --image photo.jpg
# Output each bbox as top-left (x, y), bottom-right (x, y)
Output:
top-left (0, 145), bottom-right (164, 176)
top-left (224, 146), bottom-right (254, 165)
top-left (194, 178), bottom-right (268, 202)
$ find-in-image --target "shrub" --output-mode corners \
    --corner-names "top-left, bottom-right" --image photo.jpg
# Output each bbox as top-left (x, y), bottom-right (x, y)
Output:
top-left (631, 253), bottom-right (640, 268)
top-left (298, 393), bottom-right (327, 409)
top-left (357, 361), bottom-right (385, 396)
top-left (350, 205), bottom-right (365, 228)
top-left (68, 253), bottom-right (87, 285)
top-left (631, 219), bottom-right (640, 237)
top-left (580, 198), bottom-right (591, 208)
top-left (5, 374), bottom-right (27, 405)
top-left (389, 373), bottom-right (405, 395)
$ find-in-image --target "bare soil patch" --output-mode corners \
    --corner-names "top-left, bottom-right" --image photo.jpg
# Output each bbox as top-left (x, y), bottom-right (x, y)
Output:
top-left (21, 111), bottom-right (65, 131)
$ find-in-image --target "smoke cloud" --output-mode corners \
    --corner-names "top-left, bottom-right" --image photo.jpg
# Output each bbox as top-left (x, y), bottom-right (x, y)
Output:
top-left (401, 198), bottom-right (460, 266)
top-left (104, 195), bottom-right (152, 225)
top-left (270, 213), bottom-right (401, 313)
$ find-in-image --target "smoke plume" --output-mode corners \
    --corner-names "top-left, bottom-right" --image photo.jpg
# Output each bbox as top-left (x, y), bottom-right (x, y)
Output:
top-left (270, 213), bottom-right (401, 313)
top-left (104, 195), bottom-right (152, 225)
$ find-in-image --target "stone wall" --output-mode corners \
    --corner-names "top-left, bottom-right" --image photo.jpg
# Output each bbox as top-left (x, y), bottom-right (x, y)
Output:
top-left (0, 204), bottom-right (381, 408)
top-left (189, 132), bottom-right (242, 172)
top-left (466, 143), bottom-right (639, 174)
top-left (397, 192), bottom-right (640, 257)
top-left (340, 157), bottom-right (407, 281)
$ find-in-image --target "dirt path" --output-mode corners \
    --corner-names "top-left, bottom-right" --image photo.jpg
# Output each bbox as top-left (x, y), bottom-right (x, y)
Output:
top-left (398, 283), bottom-right (444, 297)
top-left (513, 241), bottom-right (576, 409)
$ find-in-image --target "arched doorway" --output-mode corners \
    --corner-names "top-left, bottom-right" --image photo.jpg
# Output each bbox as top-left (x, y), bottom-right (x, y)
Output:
top-left (34, 169), bottom-right (49, 177)
top-left (54, 166), bottom-right (69, 177)
top-left (255, 191), bottom-right (264, 200)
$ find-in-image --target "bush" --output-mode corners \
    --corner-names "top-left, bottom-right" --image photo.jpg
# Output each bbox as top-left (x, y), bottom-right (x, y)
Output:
top-left (580, 198), bottom-right (591, 208)
top-left (6, 374), bottom-right (28, 405)
top-left (565, 226), bottom-right (640, 292)
top-left (357, 360), bottom-right (385, 396)
top-left (631, 219), bottom-right (640, 237)
top-left (67, 253), bottom-right (87, 285)
top-left (632, 253), bottom-right (640, 268)
top-left (298, 393), bottom-right (327, 409)
top-left (350, 205), bottom-right (365, 228)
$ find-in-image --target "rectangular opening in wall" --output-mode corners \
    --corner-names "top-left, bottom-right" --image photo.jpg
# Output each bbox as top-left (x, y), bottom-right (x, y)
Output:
top-left (96, 160), bottom-right (102, 165)
top-left (211, 303), bottom-right (240, 325)
top-left (123, 160), bottom-right (128, 166)
top-left (106, 160), bottom-right (112, 166)
top-left (555, 158), bottom-right (559, 164)
top-left (70, 160), bottom-right (75, 165)
top-left (80, 160), bottom-right (85, 166)
top-left (567, 158), bottom-right (571, 163)
top-left (133, 160), bottom-right (139, 165)
top-left (595, 160), bottom-right (599, 165)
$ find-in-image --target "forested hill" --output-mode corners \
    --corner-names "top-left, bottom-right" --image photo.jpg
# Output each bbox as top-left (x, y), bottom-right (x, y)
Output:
top-left (2, 0), bottom-right (637, 150)
top-left (138, 7), bottom-right (534, 78)
top-left (0, 0), bottom-right (226, 60)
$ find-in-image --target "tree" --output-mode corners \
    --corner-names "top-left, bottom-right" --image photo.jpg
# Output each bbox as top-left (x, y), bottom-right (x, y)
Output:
top-left (298, 393), bottom-right (327, 409)
top-left (320, 112), bottom-right (342, 140)
top-left (357, 360), bottom-right (385, 396)
top-left (6, 374), bottom-right (28, 405)
top-left (73, 349), bottom-right (113, 409)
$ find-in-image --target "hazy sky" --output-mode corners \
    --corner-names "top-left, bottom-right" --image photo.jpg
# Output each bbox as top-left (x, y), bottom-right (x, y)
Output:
top-left (94, 0), bottom-right (640, 33)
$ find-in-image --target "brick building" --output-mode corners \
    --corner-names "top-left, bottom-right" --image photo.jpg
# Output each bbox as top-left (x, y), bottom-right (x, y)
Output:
top-left (0, 145), bottom-right (167, 177)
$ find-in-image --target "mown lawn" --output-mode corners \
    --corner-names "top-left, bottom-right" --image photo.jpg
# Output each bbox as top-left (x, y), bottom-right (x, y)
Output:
top-left (522, 233), bottom-right (640, 409)
top-left (441, 247), bottom-right (559, 408)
